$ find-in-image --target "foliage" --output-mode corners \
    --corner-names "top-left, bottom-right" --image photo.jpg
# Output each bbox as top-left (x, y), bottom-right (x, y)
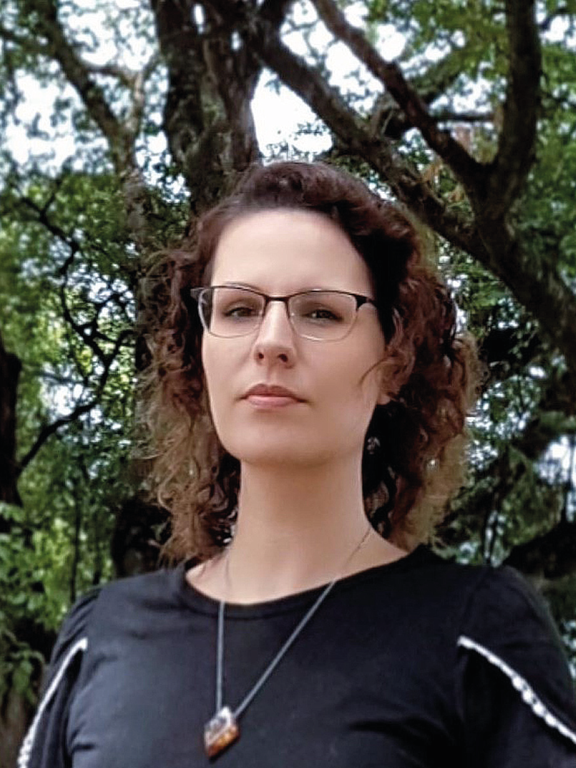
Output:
top-left (0, 167), bottom-right (136, 696)
top-left (1, 0), bottom-right (576, 720)
top-left (0, 616), bottom-right (43, 704)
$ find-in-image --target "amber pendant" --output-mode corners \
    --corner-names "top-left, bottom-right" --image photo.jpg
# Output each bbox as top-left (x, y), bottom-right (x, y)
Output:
top-left (204, 706), bottom-right (240, 758)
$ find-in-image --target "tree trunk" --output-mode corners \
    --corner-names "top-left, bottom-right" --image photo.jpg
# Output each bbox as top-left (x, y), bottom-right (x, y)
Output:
top-left (0, 329), bottom-right (22, 507)
top-left (0, 688), bottom-right (30, 768)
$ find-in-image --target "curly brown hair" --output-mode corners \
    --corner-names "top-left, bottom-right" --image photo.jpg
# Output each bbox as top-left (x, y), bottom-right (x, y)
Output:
top-left (139, 161), bottom-right (478, 562)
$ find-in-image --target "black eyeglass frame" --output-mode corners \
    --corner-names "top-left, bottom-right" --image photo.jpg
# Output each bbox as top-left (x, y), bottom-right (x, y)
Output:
top-left (190, 285), bottom-right (377, 341)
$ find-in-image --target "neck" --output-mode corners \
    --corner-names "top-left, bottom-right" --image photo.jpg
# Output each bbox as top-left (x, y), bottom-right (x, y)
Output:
top-left (217, 456), bottom-right (400, 603)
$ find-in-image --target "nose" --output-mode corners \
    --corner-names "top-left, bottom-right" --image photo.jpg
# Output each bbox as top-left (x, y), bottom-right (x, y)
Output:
top-left (252, 300), bottom-right (296, 366)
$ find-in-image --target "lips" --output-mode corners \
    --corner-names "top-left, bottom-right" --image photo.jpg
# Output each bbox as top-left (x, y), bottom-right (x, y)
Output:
top-left (243, 384), bottom-right (304, 401)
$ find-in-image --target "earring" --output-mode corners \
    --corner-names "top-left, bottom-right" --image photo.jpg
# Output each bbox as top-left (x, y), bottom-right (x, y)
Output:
top-left (365, 436), bottom-right (380, 455)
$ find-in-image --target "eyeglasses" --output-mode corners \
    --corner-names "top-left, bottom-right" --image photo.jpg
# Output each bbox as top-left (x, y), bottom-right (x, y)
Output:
top-left (190, 285), bottom-right (377, 341)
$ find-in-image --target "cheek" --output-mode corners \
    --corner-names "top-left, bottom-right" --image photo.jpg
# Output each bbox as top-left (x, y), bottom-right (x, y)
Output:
top-left (201, 340), bottom-right (216, 399)
top-left (331, 333), bottom-right (384, 396)
top-left (201, 338), bottom-right (230, 421)
top-left (201, 335), bottom-right (214, 377)
top-left (317, 350), bottom-right (382, 428)
top-left (202, 334), bottom-right (236, 382)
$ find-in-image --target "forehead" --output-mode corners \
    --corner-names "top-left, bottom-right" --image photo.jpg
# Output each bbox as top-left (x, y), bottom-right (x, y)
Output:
top-left (210, 209), bottom-right (374, 294)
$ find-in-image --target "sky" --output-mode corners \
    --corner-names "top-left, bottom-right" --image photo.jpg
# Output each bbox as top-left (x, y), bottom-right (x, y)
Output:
top-left (4, 0), bottom-right (406, 170)
top-left (4, 0), bottom-right (575, 505)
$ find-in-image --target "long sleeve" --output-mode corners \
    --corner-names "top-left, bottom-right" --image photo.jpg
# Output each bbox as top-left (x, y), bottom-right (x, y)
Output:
top-left (17, 588), bottom-right (100, 768)
top-left (455, 566), bottom-right (576, 767)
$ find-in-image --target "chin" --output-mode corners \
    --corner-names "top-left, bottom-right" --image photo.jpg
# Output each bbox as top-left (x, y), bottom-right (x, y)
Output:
top-left (229, 445), bottom-right (316, 468)
top-left (223, 435), bottom-right (346, 470)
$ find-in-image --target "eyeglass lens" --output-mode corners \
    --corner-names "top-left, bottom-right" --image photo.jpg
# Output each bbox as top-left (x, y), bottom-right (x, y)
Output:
top-left (199, 287), bottom-right (358, 340)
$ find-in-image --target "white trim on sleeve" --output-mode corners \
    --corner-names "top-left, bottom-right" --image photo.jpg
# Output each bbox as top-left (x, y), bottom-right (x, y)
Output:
top-left (17, 637), bottom-right (88, 768)
top-left (458, 634), bottom-right (576, 747)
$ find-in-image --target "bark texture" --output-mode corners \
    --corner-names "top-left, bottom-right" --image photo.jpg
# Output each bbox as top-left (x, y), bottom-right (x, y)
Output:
top-left (0, 329), bottom-right (21, 506)
top-left (198, 0), bottom-right (576, 391)
top-left (1, 1), bottom-right (575, 582)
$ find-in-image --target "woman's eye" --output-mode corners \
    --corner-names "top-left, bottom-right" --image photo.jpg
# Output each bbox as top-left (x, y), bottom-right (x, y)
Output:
top-left (304, 307), bottom-right (342, 322)
top-left (223, 304), bottom-right (259, 318)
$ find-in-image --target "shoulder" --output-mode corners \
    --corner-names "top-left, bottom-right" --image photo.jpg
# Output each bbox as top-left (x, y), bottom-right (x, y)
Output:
top-left (47, 565), bottom-right (183, 671)
top-left (397, 546), bottom-right (557, 623)
top-left (457, 562), bottom-right (565, 648)
top-left (410, 551), bottom-right (576, 753)
top-left (17, 588), bottom-right (102, 768)
top-left (18, 567), bottom-right (185, 768)
top-left (95, 563), bottom-right (181, 604)
top-left (372, 545), bottom-right (495, 622)
top-left (414, 549), bottom-right (569, 656)
top-left (46, 587), bottom-right (101, 675)
top-left (390, 549), bottom-right (570, 668)
top-left (447, 560), bottom-right (576, 753)
top-left (77, 564), bottom-right (203, 649)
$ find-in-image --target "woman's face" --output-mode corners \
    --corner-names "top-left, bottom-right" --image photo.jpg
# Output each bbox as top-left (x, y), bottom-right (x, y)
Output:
top-left (202, 209), bottom-right (389, 468)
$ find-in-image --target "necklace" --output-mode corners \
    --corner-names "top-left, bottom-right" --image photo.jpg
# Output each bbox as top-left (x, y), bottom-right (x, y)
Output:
top-left (203, 525), bottom-right (372, 758)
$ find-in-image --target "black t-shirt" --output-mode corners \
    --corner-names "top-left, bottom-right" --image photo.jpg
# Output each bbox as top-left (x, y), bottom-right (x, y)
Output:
top-left (19, 546), bottom-right (576, 767)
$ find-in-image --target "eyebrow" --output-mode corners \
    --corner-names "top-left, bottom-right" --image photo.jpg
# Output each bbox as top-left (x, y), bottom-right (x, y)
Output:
top-left (221, 281), bottom-right (262, 290)
top-left (220, 282), bottom-right (339, 293)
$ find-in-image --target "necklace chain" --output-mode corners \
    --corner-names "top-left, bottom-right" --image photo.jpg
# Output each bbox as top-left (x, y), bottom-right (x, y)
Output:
top-left (205, 525), bottom-right (372, 757)
top-left (217, 571), bottom-right (335, 717)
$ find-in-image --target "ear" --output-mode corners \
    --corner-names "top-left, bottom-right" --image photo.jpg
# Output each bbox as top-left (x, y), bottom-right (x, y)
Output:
top-left (377, 390), bottom-right (391, 406)
top-left (375, 350), bottom-right (407, 407)
top-left (375, 360), bottom-right (392, 406)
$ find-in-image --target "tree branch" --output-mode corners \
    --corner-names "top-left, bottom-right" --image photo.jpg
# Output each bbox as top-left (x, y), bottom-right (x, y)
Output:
top-left (433, 110), bottom-right (495, 125)
top-left (17, 328), bottom-right (132, 474)
top-left (6, 177), bottom-right (126, 282)
top-left (17, 400), bottom-right (97, 473)
top-left (504, 520), bottom-right (576, 581)
top-left (83, 62), bottom-right (139, 89)
top-left (18, 193), bottom-right (81, 256)
top-left (259, 0), bottom-right (295, 27)
top-left (151, 0), bottom-right (221, 208)
top-left (310, 0), bottom-right (487, 195)
top-left (367, 44), bottom-right (483, 140)
top-left (201, 3), bottom-right (261, 174)
top-left (539, 5), bottom-right (571, 32)
top-left (17, 0), bottom-right (156, 252)
top-left (473, 219), bottom-right (576, 380)
top-left (84, 54), bottom-right (160, 139)
top-left (201, 0), bottom-right (293, 173)
top-left (204, 0), bottom-right (480, 257)
top-left (208, 1), bottom-right (576, 384)
top-left (151, 0), bottom-right (282, 211)
top-left (485, 0), bottom-right (541, 217)
top-left (59, 283), bottom-right (108, 367)
top-left (445, 366), bottom-right (576, 550)
top-left (37, 5), bottom-right (129, 169)
top-left (0, 23), bottom-right (50, 55)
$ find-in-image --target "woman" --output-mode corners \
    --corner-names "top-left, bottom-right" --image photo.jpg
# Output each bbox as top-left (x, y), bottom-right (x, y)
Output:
top-left (20, 162), bottom-right (576, 767)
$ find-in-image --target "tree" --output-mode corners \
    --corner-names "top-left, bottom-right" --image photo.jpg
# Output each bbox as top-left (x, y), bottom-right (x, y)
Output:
top-left (1, 0), bottom-right (576, 760)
